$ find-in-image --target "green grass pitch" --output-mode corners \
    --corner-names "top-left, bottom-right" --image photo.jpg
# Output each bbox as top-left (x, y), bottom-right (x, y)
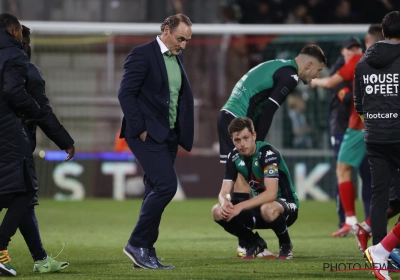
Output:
top-left (1, 199), bottom-right (398, 279)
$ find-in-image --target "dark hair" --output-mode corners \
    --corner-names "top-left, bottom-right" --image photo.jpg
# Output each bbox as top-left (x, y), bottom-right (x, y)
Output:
top-left (22, 25), bottom-right (30, 38)
top-left (0, 13), bottom-right (20, 30)
top-left (300, 45), bottom-right (327, 64)
top-left (368, 23), bottom-right (384, 41)
top-left (228, 117), bottom-right (255, 136)
top-left (382, 11), bottom-right (400, 39)
top-left (160, 14), bottom-right (192, 33)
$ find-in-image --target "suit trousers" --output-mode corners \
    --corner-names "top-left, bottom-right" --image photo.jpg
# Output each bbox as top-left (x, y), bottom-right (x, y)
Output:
top-left (366, 142), bottom-right (400, 245)
top-left (126, 129), bottom-right (179, 249)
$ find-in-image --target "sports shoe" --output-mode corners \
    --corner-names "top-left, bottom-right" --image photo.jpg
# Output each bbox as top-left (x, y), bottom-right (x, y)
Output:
top-left (236, 246), bottom-right (277, 258)
top-left (33, 256), bottom-right (69, 273)
top-left (278, 243), bottom-right (293, 260)
top-left (332, 223), bottom-right (352, 237)
top-left (352, 223), bottom-right (371, 252)
top-left (0, 250), bottom-right (16, 276)
top-left (365, 246), bottom-right (391, 280)
top-left (389, 247), bottom-right (400, 266)
top-left (241, 232), bottom-right (267, 259)
top-left (257, 249), bottom-right (278, 259)
top-left (236, 246), bottom-right (246, 258)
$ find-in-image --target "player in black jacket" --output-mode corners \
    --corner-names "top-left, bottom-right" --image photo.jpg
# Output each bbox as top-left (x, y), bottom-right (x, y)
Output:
top-left (354, 13), bottom-right (400, 277)
top-left (16, 25), bottom-right (73, 274)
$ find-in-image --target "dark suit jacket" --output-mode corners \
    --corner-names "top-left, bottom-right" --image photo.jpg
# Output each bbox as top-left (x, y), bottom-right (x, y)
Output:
top-left (118, 39), bottom-right (194, 152)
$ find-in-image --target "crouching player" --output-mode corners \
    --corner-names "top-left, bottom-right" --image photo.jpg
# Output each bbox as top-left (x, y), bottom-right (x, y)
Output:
top-left (212, 117), bottom-right (299, 259)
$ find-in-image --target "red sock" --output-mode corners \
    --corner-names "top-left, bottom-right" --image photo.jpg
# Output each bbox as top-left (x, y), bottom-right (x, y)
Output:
top-left (365, 217), bottom-right (371, 227)
top-left (381, 223), bottom-right (400, 252)
top-left (338, 181), bottom-right (356, 217)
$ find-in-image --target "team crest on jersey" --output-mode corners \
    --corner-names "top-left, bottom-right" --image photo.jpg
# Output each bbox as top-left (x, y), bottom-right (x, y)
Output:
top-left (264, 164), bottom-right (278, 178)
top-left (254, 160), bottom-right (258, 167)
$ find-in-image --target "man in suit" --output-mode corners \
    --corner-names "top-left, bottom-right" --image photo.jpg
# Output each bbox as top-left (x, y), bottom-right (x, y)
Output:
top-left (118, 14), bottom-right (194, 270)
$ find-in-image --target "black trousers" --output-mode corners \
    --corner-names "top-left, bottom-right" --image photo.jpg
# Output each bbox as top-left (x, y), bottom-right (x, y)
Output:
top-left (19, 206), bottom-right (47, 261)
top-left (125, 129), bottom-right (179, 250)
top-left (0, 166), bottom-right (35, 250)
top-left (366, 142), bottom-right (400, 245)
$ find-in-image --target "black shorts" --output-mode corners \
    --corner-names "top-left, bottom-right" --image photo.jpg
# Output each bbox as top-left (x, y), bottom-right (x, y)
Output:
top-left (236, 198), bottom-right (298, 230)
top-left (217, 110), bottom-right (236, 163)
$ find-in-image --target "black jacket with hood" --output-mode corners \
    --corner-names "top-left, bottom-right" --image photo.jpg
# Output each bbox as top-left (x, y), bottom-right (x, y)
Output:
top-left (354, 40), bottom-right (400, 144)
top-left (0, 29), bottom-right (41, 195)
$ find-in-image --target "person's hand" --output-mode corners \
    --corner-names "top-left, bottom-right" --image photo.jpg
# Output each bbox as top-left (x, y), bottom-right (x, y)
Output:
top-left (140, 131), bottom-right (147, 142)
top-left (219, 201), bottom-right (233, 220)
top-left (65, 145), bottom-right (75, 161)
top-left (311, 79), bottom-right (319, 88)
top-left (226, 204), bottom-right (242, 222)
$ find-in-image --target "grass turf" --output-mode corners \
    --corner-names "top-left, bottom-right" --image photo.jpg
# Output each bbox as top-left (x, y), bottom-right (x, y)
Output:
top-left (1, 199), bottom-right (397, 279)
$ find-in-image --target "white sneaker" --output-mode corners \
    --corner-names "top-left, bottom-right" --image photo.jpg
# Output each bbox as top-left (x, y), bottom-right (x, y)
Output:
top-left (365, 246), bottom-right (391, 280)
top-left (236, 246), bottom-right (246, 258)
top-left (236, 246), bottom-right (277, 258)
top-left (257, 249), bottom-right (278, 259)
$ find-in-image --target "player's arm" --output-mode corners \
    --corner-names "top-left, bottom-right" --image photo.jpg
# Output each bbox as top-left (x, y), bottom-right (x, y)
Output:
top-left (233, 179), bottom-right (278, 212)
top-left (27, 66), bottom-right (74, 151)
top-left (353, 63), bottom-right (364, 122)
top-left (219, 153), bottom-right (238, 219)
top-left (4, 54), bottom-right (40, 118)
top-left (311, 73), bottom-right (344, 89)
top-left (118, 48), bottom-right (147, 137)
top-left (256, 66), bottom-right (298, 141)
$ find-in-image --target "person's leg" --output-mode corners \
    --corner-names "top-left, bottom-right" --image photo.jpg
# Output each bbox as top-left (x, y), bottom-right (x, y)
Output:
top-left (212, 206), bottom-right (267, 259)
top-left (333, 129), bottom-right (366, 237)
top-left (19, 206), bottom-right (69, 273)
top-left (358, 155), bottom-right (372, 220)
top-left (367, 143), bottom-right (394, 245)
top-left (124, 130), bottom-right (178, 269)
top-left (365, 222), bottom-right (400, 280)
top-left (332, 134), bottom-right (345, 229)
top-left (19, 206), bottom-right (47, 261)
top-left (260, 199), bottom-right (298, 260)
top-left (336, 162), bottom-right (356, 226)
top-left (0, 167), bottom-right (35, 276)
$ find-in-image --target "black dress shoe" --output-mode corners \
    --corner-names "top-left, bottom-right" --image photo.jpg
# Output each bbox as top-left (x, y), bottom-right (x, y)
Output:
top-left (123, 244), bottom-right (158, 269)
top-left (150, 256), bottom-right (175, 269)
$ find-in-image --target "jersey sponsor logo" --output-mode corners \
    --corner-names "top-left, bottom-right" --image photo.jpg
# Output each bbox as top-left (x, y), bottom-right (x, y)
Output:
top-left (238, 160), bottom-right (245, 166)
top-left (291, 74), bottom-right (299, 82)
top-left (264, 164), bottom-right (278, 178)
top-left (231, 152), bottom-right (240, 162)
top-left (362, 73), bottom-right (399, 96)
top-left (266, 150), bottom-right (275, 156)
top-left (365, 112), bottom-right (398, 119)
top-left (265, 156), bottom-right (277, 163)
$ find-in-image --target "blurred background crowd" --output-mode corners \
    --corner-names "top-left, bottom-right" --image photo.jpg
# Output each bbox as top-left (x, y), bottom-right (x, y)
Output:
top-left (2, 0), bottom-right (393, 153)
